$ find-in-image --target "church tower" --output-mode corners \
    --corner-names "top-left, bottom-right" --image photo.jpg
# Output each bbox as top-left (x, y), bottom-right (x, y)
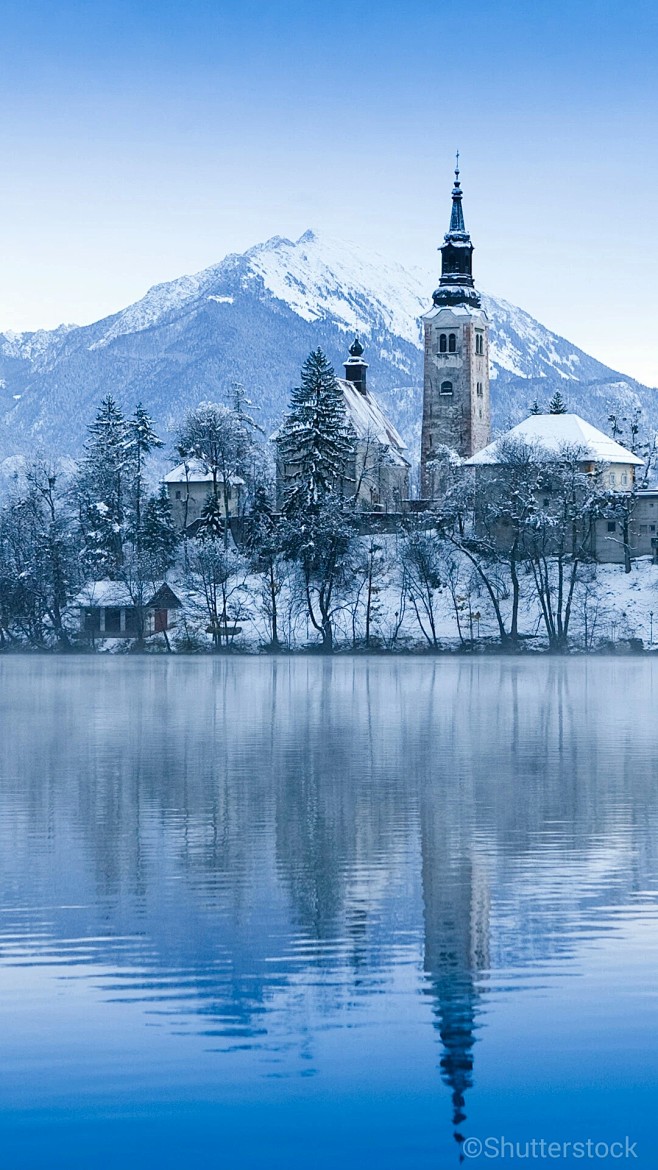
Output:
top-left (420, 159), bottom-right (490, 497)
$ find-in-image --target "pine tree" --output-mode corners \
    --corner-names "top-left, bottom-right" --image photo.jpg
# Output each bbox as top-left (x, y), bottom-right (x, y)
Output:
top-left (127, 404), bottom-right (163, 546)
top-left (529, 399), bottom-right (542, 415)
top-left (77, 396), bottom-right (129, 575)
top-left (276, 348), bottom-right (354, 515)
top-left (548, 391), bottom-right (568, 415)
top-left (197, 495), bottom-right (226, 541)
top-left (141, 487), bottom-right (179, 573)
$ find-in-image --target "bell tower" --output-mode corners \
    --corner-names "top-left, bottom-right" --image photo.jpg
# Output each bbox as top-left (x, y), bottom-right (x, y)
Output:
top-left (420, 158), bottom-right (490, 497)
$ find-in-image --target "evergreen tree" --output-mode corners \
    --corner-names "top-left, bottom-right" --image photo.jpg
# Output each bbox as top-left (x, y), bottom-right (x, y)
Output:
top-left (529, 399), bottom-right (542, 415)
top-left (548, 391), bottom-right (568, 415)
top-left (141, 487), bottom-right (179, 573)
top-left (197, 495), bottom-right (226, 541)
top-left (77, 396), bottom-right (129, 575)
top-left (276, 348), bottom-right (354, 515)
top-left (127, 404), bottom-right (163, 546)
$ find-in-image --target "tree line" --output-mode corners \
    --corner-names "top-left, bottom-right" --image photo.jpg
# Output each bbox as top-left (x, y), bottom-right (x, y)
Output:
top-left (0, 349), bottom-right (653, 652)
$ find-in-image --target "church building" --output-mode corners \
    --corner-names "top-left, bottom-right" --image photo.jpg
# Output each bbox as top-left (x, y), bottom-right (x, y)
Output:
top-left (421, 160), bottom-right (491, 497)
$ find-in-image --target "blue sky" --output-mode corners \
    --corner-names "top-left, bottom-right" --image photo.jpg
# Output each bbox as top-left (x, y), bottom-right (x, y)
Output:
top-left (1, 0), bottom-right (657, 382)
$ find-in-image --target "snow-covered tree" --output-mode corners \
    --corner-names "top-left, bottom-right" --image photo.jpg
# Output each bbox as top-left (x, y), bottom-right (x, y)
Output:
top-left (0, 461), bottom-right (78, 648)
top-left (177, 402), bottom-right (256, 546)
top-left (76, 396), bottom-right (129, 575)
top-left (548, 391), bottom-right (568, 415)
top-left (186, 540), bottom-right (250, 651)
top-left (281, 496), bottom-right (356, 651)
top-left (399, 526), bottom-right (446, 649)
top-left (126, 403), bottom-right (163, 547)
top-left (522, 443), bottom-right (599, 649)
top-left (244, 483), bottom-right (287, 650)
top-left (276, 348), bottom-right (354, 515)
top-left (141, 487), bottom-right (179, 573)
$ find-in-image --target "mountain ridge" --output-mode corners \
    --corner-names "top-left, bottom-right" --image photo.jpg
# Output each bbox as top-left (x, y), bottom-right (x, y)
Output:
top-left (0, 230), bottom-right (655, 464)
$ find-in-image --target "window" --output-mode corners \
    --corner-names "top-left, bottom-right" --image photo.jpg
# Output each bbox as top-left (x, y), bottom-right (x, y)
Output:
top-left (651, 525), bottom-right (656, 533)
top-left (476, 381), bottom-right (483, 397)
top-left (448, 333), bottom-right (457, 353)
top-left (609, 473), bottom-right (616, 486)
top-left (607, 521), bottom-right (617, 533)
top-left (621, 472), bottom-right (628, 486)
top-left (439, 333), bottom-right (447, 353)
top-left (105, 607), bottom-right (121, 635)
top-left (175, 490), bottom-right (181, 500)
top-left (543, 497), bottom-right (550, 507)
top-left (440, 381), bottom-right (453, 395)
top-left (475, 332), bottom-right (484, 355)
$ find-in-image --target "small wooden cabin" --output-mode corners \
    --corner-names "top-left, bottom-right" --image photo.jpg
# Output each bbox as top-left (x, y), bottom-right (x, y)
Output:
top-left (76, 581), bottom-right (182, 640)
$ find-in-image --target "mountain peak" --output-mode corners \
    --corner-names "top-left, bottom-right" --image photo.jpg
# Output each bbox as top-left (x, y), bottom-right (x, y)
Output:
top-left (0, 230), bottom-right (654, 462)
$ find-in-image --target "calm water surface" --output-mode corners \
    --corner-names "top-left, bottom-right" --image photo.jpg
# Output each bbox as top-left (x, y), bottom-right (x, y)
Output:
top-left (0, 657), bottom-right (657, 1168)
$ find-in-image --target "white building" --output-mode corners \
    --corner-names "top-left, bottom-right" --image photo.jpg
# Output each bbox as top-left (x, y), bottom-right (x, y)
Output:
top-left (163, 459), bottom-right (245, 531)
top-left (465, 412), bottom-right (646, 564)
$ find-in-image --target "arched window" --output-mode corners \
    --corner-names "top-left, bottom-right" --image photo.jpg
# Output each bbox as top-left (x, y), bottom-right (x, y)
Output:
top-left (475, 332), bottom-right (484, 355)
top-left (448, 333), bottom-right (457, 353)
top-left (440, 381), bottom-right (453, 395)
top-left (439, 334), bottom-right (447, 353)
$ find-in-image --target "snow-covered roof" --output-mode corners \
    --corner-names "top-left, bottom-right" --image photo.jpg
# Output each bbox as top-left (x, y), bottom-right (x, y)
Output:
top-left (422, 303), bottom-right (488, 323)
top-left (74, 580), bottom-right (182, 608)
top-left (164, 458), bottom-right (244, 485)
top-left (74, 580), bottom-right (136, 607)
top-left (465, 414), bottom-right (644, 467)
top-left (337, 379), bottom-right (410, 467)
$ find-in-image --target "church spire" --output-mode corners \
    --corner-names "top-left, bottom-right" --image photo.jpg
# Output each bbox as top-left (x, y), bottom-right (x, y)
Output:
top-left (432, 157), bottom-right (481, 309)
top-left (449, 152), bottom-right (466, 234)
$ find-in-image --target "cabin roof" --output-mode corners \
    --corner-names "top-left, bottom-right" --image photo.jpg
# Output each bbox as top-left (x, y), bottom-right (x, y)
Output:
top-left (75, 580), bottom-right (182, 608)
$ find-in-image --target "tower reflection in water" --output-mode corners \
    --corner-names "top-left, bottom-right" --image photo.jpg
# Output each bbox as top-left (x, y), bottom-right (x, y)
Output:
top-left (0, 656), bottom-right (657, 1162)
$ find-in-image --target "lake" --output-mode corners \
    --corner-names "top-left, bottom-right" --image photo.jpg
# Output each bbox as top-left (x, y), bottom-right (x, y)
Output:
top-left (0, 656), bottom-right (656, 1168)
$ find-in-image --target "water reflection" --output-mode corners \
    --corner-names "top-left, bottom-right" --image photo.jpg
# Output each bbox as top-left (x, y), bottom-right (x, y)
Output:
top-left (1, 657), bottom-right (657, 1164)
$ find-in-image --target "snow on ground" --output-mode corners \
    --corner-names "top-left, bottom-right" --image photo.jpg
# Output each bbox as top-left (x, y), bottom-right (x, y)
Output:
top-left (153, 543), bottom-right (658, 655)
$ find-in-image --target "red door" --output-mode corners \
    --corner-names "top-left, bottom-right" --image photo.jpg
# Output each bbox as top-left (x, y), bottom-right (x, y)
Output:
top-left (154, 609), bottom-right (168, 633)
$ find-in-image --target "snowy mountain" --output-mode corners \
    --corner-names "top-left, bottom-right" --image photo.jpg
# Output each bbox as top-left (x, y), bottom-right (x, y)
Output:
top-left (0, 229), bottom-right (655, 464)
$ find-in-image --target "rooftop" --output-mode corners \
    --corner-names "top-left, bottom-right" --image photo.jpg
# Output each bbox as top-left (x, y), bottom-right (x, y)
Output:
top-left (465, 413), bottom-right (644, 467)
top-left (164, 458), bottom-right (245, 485)
top-left (338, 378), bottom-right (409, 467)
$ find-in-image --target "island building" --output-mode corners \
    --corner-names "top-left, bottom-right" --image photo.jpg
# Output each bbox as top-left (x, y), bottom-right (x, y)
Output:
top-left (275, 337), bottom-right (410, 512)
top-left (464, 412), bottom-right (658, 562)
top-left (421, 158), bottom-right (490, 497)
top-left (164, 459), bottom-right (246, 532)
